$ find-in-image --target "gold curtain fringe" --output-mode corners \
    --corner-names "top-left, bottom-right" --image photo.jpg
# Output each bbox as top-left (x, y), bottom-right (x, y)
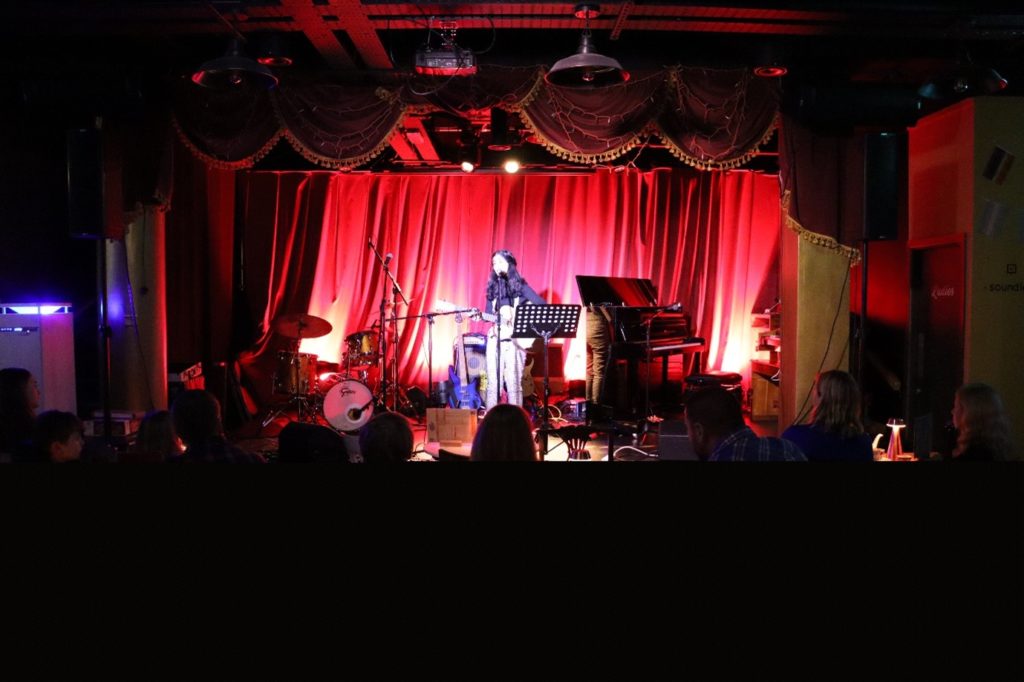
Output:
top-left (171, 113), bottom-right (284, 170)
top-left (654, 112), bottom-right (779, 172)
top-left (507, 69), bottom-right (548, 112)
top-left (270, 89), bottom-right (406, 170)
top-left (517, 107), bottom-right (645, 164)
top-left (781, 190), bottom-right (862, 265)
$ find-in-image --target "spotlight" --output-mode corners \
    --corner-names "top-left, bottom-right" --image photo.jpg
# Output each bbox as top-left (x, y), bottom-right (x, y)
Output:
top-left (487, 108), bottom-right (512, 152)
top-left (457, 127), bottom-right (479, 172)
top-left (503, 158), bottom-right (521, 174)
top-left (981, 68), bottom-right (1008, 93)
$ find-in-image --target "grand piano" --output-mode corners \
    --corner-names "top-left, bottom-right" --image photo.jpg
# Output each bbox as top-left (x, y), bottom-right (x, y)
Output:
top-left (576, 275), bottom-right (706, 417)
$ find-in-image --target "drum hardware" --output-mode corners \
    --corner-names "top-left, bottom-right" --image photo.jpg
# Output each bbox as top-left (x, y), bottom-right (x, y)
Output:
top-left (263, 312), bottom-right (333, 429)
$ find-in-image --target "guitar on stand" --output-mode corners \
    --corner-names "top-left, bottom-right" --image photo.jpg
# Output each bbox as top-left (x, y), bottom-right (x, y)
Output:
top-left (437, 300), bottom-right (537, 406)
top-left (447, 310), bottom-right (483, 409)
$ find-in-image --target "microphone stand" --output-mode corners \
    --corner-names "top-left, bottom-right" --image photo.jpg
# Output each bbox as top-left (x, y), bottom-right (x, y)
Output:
top-left (368, 240), bottom-right (409, 412)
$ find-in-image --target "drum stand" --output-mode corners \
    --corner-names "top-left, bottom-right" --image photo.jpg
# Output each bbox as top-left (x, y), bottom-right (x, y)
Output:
top-left (261, 343), bottom-right (318, 429)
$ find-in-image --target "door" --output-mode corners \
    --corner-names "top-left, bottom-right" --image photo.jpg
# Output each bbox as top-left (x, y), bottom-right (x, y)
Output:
top-left (907, 237), bottom-right (965, 455)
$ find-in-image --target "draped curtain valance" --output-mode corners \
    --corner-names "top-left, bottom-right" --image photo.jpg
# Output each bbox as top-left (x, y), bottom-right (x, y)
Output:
top-left (173, 66), bottom-right (779, 171)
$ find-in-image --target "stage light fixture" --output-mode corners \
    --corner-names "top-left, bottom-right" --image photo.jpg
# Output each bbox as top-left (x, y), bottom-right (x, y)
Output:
top-left (487, 108), bottom-right (512, 151)
top-left (546, 3), bottom-right (629, 88)
top-left (192, 37), bottom-right (279, 89)
top-left (414, 19), bottom-right (477, 76)
top-left (457, 127), bottom-right (479, 172)
top-left (503, 158), bottom-right (521, 174)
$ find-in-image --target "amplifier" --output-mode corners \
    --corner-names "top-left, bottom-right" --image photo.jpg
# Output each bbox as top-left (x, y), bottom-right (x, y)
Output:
top-left (558, 398), bottom-right (587, 422)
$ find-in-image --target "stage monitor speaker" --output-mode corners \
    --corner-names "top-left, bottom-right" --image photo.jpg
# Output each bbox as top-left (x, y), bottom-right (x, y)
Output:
top-left (864, 132), bottom-right (904, 241)
top-left (66, 128), bottom-right (105, 239)
top-left (658, 420), bottom-right (698, 461)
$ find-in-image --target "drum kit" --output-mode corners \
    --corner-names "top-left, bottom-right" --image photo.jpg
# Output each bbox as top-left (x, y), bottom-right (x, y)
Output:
top-left (262, 312), bottom-right (387, 433)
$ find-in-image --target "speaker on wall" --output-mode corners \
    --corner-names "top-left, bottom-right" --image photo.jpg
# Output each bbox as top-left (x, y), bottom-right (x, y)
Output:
top-left (66, 128), bottom-right (105, 239)
top-left (863, 132), bottom-right (904, 241)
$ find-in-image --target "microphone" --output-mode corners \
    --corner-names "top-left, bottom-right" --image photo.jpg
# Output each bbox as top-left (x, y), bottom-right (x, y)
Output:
top-left (384, 253), bottom-right (393, 266)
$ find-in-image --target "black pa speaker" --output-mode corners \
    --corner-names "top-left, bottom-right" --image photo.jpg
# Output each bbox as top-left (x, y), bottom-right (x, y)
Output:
top-left (863, 132), bottom-right (904, 241)
top-left (66, 128), bottom-right (106, 239)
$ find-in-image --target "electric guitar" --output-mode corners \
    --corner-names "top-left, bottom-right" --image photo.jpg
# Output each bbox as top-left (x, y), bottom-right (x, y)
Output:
top-left (447, 311), bottom-right (483, 410)
top-left (436, 299), bottom-right (535, 351)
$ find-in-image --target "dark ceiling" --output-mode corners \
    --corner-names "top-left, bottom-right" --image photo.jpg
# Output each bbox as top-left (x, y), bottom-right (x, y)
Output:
top-left (3, 1), bottom-right (1023, 172)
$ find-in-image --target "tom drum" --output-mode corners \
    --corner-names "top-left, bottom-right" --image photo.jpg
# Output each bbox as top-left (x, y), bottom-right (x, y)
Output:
top-left (273, 351), bottom-right (318, 395)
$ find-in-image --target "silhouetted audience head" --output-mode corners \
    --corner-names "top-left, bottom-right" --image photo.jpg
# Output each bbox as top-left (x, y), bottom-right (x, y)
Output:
top-left (33, 410), bottom-right (84, 463)
top-left (952, 382), bottom-right (1014, 461)
top-left (683, 386), bottom-right (745, 459)
top-left (811, 370), bottom-right (864, 438)
top-left (279, 422), bottom-right (348, 463)
top-left (0, 367), bottom-right (40, 457)
top-left (359, 412), bottom-right (413, 463)
top-left (471, 404), bottom-right (537, 462)
top-left (171, 390), bottom-right (224, 447)
top-left (126, 410), bottom-right (183, 463)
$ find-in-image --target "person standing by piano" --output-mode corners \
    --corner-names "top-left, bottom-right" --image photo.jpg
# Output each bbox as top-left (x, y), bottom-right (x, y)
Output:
top-left (479, 249), bottom-right (545, 410)
top-left (585, 305), bottom-right (612, 409)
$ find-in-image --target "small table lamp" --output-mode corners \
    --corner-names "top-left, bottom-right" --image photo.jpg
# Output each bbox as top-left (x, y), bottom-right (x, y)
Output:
top-left (886, 418), bottom-right (906, 460)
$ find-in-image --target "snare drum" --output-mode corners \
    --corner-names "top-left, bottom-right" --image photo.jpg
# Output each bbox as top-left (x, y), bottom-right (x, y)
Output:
top-left (273, 351), bottom-right (318, 395)
top-left (322, 379), bottom-right (374, 433)
top-left (345, 330), bottom-right (379, 366)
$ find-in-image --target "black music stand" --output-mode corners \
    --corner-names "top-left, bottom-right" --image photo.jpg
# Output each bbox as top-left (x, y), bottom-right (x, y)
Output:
top-left (512, 303), bottom-right (581, 458)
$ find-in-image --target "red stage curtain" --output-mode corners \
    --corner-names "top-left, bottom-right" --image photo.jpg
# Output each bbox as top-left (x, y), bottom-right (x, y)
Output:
top-left (165, 138), bottom-right (237, 367)
top-left (229, 169), bottom-right (780, 403)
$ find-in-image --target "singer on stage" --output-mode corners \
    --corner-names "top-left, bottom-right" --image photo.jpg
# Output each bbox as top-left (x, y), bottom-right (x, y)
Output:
top-left (481, 250), bottom-right (545, 410)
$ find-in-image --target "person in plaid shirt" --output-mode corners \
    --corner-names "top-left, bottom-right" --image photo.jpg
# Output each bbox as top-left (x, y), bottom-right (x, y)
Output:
top-left (684, 386), bottom-right (806, 462)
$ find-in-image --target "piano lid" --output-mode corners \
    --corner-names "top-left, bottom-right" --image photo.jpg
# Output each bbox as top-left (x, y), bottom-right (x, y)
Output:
top-left (575, 275), bottom-right (658, 308)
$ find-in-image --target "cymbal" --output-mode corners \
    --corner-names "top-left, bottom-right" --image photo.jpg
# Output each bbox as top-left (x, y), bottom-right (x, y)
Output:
top-left (272, 313), bottom-right (333, 339)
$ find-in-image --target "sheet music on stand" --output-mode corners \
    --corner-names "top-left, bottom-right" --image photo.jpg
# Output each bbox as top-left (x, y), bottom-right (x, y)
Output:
top-left (511, 304), bottom-right (581, 340)
top-left (511, 304), bottom-right (581, 459)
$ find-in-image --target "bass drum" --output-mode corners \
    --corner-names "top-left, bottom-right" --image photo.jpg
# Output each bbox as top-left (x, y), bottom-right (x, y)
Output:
top-left (322, 379), bottom-right (374, 433)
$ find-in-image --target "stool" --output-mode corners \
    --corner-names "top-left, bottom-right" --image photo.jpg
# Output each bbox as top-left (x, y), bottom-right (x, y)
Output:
top-left (684, 370), bottom-right (744, 403)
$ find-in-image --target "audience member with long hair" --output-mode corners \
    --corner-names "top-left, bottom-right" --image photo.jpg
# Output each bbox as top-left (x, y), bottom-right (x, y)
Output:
top-left (782, 370), bottom-right (873, 462)
top-left (951, 382), bottom-right (1014, 461)
top-left (470, 404), bottom-right (538, 461)
top-left (124, 410), bottom-right (183, 463)
top-left (0, 367), bottom-right (41, 462)
top-left (171, 390), bottom-right (264, 463)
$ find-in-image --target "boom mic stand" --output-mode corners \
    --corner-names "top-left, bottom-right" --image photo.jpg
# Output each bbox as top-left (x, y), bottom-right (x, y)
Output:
top-left (368, 239), bottom-right (410, 412)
